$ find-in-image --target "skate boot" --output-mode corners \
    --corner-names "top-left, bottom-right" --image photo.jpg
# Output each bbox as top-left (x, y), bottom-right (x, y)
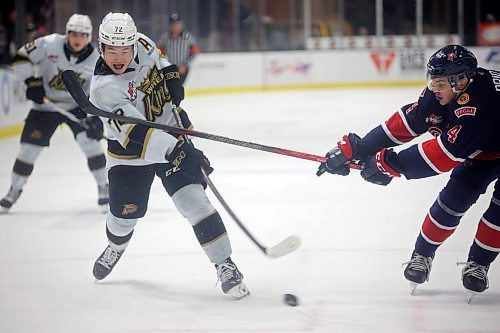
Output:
top-left (93, 245), bottom-right (124, 280)
top-left (216, 257), bottom-right (250, 300)
top-left (97, 184), bottom-right (109, 211)
top-left (459, 260), bottom-right (489, 303)
top-left (0, 187), bottom-right (22, 213)
top-left (402, 251), bottom-right (433, 294)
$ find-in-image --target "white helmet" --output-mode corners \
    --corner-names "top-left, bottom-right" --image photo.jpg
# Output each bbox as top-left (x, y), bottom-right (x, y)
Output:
top-left (66, 14), bottom-right (93, 43)
top-left (98, 12), bottom-right (138, 57)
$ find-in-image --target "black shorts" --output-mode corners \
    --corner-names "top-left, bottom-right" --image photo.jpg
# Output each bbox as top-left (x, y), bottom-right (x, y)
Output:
top-left (20, 108), bottom-right (87, 146)
top-left (108, 163), bottom-right (198, 219)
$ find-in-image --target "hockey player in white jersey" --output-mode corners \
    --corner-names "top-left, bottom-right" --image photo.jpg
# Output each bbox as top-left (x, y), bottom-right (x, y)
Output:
top-left (0, 14), bottom-right (109, 212)
top-left (90, 12), bottom-right (249, 299)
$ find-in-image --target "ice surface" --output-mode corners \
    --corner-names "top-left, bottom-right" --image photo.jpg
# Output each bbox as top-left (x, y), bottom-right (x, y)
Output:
top-left (1, 88), bottom-right (498, 333)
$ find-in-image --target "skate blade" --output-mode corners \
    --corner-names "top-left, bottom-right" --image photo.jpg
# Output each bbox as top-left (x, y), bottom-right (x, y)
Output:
top-left (227, 282), bottom-right (250, 300)
top-left (0, 207), bottom-right (10, 214)
top-left (409, 282), bottom-right (419, 295)
top-left (467, 291), bottom-right (476, 304)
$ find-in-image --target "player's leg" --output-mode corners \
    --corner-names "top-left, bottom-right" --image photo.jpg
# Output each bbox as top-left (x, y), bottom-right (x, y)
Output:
top-left (93, 165), bottom-right (155, 280)
top-left (0, 110), bottom-right (61, 212)
top-left (404, 160), bottom-right (496, 288)
top-left (66, 109), bottom-right (109, 208)
top-left (157, 164), bottom-right (249, 299)
top-left (461, 166), bottom-right (500, 296)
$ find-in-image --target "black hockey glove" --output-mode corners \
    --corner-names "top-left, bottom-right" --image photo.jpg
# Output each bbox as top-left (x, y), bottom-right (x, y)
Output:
top-left (317, 133), bottom-right (362, 176)
top-left (162, 64), bottom-right (184, 107)
top-left (361, 148), bottom-right (402, 186)
top-left (84, 116), bottom-right (104, 140)
top-left (167, 140), bottom-right (213, 183)
top-left (25, 77), bottom-right (46, 104)
top-left (176, 107), bottom-right (192, 129)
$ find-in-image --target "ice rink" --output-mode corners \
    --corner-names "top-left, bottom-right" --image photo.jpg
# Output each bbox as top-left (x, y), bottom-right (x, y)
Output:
top-left (1, 87), bottom-right (499, 333)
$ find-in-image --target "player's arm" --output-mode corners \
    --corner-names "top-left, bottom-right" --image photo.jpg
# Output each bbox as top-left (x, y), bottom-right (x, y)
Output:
top-left (12, 37), bottom-right (50, 104)
top-left (318, 87), bottom-right (441, 176)
top-left (359, 114), bottom-right (487, 185)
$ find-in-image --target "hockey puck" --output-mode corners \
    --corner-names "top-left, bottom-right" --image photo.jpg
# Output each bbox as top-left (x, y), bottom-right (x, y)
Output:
top-left (283, 293), bottom-right (298, 307)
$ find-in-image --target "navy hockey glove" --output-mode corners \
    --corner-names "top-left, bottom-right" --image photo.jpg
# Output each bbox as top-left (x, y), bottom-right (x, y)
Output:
top-left (167, 140), bottom-right (213, 183)
top-left (84, 116), bottom-right (104, 140)
top-left (25, 77), bottom-right (46, 104)
top-left (361, 148), bottom-right (402, 186)
top-left (317, 133), bottom-right (362, 176)
top-left (162, 64), bottom-right (184, 107)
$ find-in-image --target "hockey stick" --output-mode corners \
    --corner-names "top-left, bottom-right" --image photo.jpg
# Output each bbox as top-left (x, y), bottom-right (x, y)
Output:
top-left (61, 69), bottom-right (360, 169)
top-left (171, 106), bottom-right (300, 258)
top-left (43, 97), bottom-right (88, 127)
top-left (43, 98), bottom-right (108, 140)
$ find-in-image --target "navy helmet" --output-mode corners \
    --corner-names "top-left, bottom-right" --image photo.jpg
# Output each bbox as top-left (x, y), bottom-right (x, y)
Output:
top-left (427, 45), bottom-right (477, 82)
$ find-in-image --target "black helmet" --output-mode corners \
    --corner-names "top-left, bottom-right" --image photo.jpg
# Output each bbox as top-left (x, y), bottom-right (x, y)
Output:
top-left (427, 45), bottom-right (477, 80)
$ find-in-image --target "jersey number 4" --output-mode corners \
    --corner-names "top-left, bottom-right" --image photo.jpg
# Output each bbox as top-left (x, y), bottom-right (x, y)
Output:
top-left (446, 125), bottom-right (462, 143)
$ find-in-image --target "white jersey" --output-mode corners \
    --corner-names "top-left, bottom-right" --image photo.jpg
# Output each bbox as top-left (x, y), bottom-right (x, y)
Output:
top-left (89, 33), bottom-right (179, 168)
top-left (13, 33), bottom-right (99, 112)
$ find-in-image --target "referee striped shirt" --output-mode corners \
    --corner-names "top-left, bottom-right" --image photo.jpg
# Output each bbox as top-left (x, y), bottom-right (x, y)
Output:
top-left (156, 30), bottom-right (200, 66)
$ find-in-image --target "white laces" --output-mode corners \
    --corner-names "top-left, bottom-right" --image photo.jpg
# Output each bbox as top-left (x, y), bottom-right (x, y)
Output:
top-left (216, 262), bottom-right (236, 286)
top-left (98, 247), bottom-right (121, 269)
top-left (458, 261), bottom-right (489, 282)
top-left (402, 253), bottom-right (432, 272)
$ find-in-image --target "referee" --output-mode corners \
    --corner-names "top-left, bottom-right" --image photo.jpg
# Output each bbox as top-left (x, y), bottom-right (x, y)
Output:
top-left (157, 14), bottom-right (200, 85)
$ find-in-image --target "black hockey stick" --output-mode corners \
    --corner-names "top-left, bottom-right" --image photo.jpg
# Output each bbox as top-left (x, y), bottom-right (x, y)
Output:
top-left (61, 69), bottom-right (360, 169)
top-left (171, 107), bottom-right (300, 258)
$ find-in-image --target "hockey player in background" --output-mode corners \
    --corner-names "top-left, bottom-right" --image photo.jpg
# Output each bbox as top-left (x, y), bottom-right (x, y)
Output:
top-left (317, 45), bottom-right (500, 300)
top-left (89, 12), bottom-right (249, 300)
top-left (0, 14), bottom-right (108, 213)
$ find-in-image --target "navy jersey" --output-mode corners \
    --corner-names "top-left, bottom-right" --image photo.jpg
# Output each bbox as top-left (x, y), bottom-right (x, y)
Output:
top-left (357, 67), bottom-right (500, 179)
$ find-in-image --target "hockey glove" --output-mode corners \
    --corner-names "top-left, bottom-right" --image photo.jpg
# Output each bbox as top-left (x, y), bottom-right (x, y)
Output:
top-left (361, 148), bottom-right (402, 186)
top-left (84, 116), bottom-right (104, 140)
top-left (25, 77), bottom-right (46, 104)
top-left (317, 133), bottom-right (362, 176)
top-left (162, 64), bottom-right (184, 107)
top-left (167, 140), bottom-right (213, 184)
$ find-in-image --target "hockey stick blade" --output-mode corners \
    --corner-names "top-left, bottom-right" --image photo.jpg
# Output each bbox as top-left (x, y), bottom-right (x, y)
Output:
top-left (61, 69), bottom-right (360, 168)
top-left (265, 235), bottom-right (301, 258)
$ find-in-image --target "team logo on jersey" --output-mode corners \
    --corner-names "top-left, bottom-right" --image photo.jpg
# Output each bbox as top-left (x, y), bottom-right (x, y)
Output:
top-left (128, 81), bottom-right (137, 101)
top-left (49, 68), bottom-right (85, 90)
top-left (457, 93), bottom-right (469, 105)
top-left (454, 106), bottom-right (476, 118)
top-left (137, 65), bottom-right (169, 121)
top-left (427, 126), bottom-right (442, 137)
top-left (122, 203), bottom-right (138, 215)
top-left (425, 114), bottom-right (443, 125)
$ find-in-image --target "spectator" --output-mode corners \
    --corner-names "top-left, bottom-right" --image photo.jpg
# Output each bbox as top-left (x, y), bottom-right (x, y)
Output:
top-left (157, 14), bottom-right (200, 85)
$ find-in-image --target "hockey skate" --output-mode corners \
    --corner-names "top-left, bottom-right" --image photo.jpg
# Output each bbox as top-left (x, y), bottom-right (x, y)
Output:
top-left (93, 245), bottom-right (124, 280)
top-left (458, 260), bottom-right (490, 303)
top-left (97, 184), bottom-right (109, 212)
top-left (402, 252), bottom-right (433, 294)
top-left (0, 187), bottom-right (22, 213)
top-left (216, 257), bottom-right (250, 300)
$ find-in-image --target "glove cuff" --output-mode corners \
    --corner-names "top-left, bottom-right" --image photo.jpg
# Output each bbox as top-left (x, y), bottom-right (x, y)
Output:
top-left (375, 148), bottom-right (401, 178)
top-left (337, 134), bottom-right (355, 159)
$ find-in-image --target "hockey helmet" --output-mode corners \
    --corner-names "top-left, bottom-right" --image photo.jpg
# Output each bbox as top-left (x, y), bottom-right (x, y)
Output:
top-left (427, 45), bottom-right (477, 89)
top-left (66, 14), bottom-right (93, 43)
top-left (98, 12), bottom-right (138, 57)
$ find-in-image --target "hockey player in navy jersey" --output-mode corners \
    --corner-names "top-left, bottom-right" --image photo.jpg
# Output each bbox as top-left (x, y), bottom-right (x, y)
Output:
top-left (0, 14), bottom-right (108, 213)
top-left (88, 13), bottom-right (249, 299)
top-left (317, 45), bottom-right (500, 300)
